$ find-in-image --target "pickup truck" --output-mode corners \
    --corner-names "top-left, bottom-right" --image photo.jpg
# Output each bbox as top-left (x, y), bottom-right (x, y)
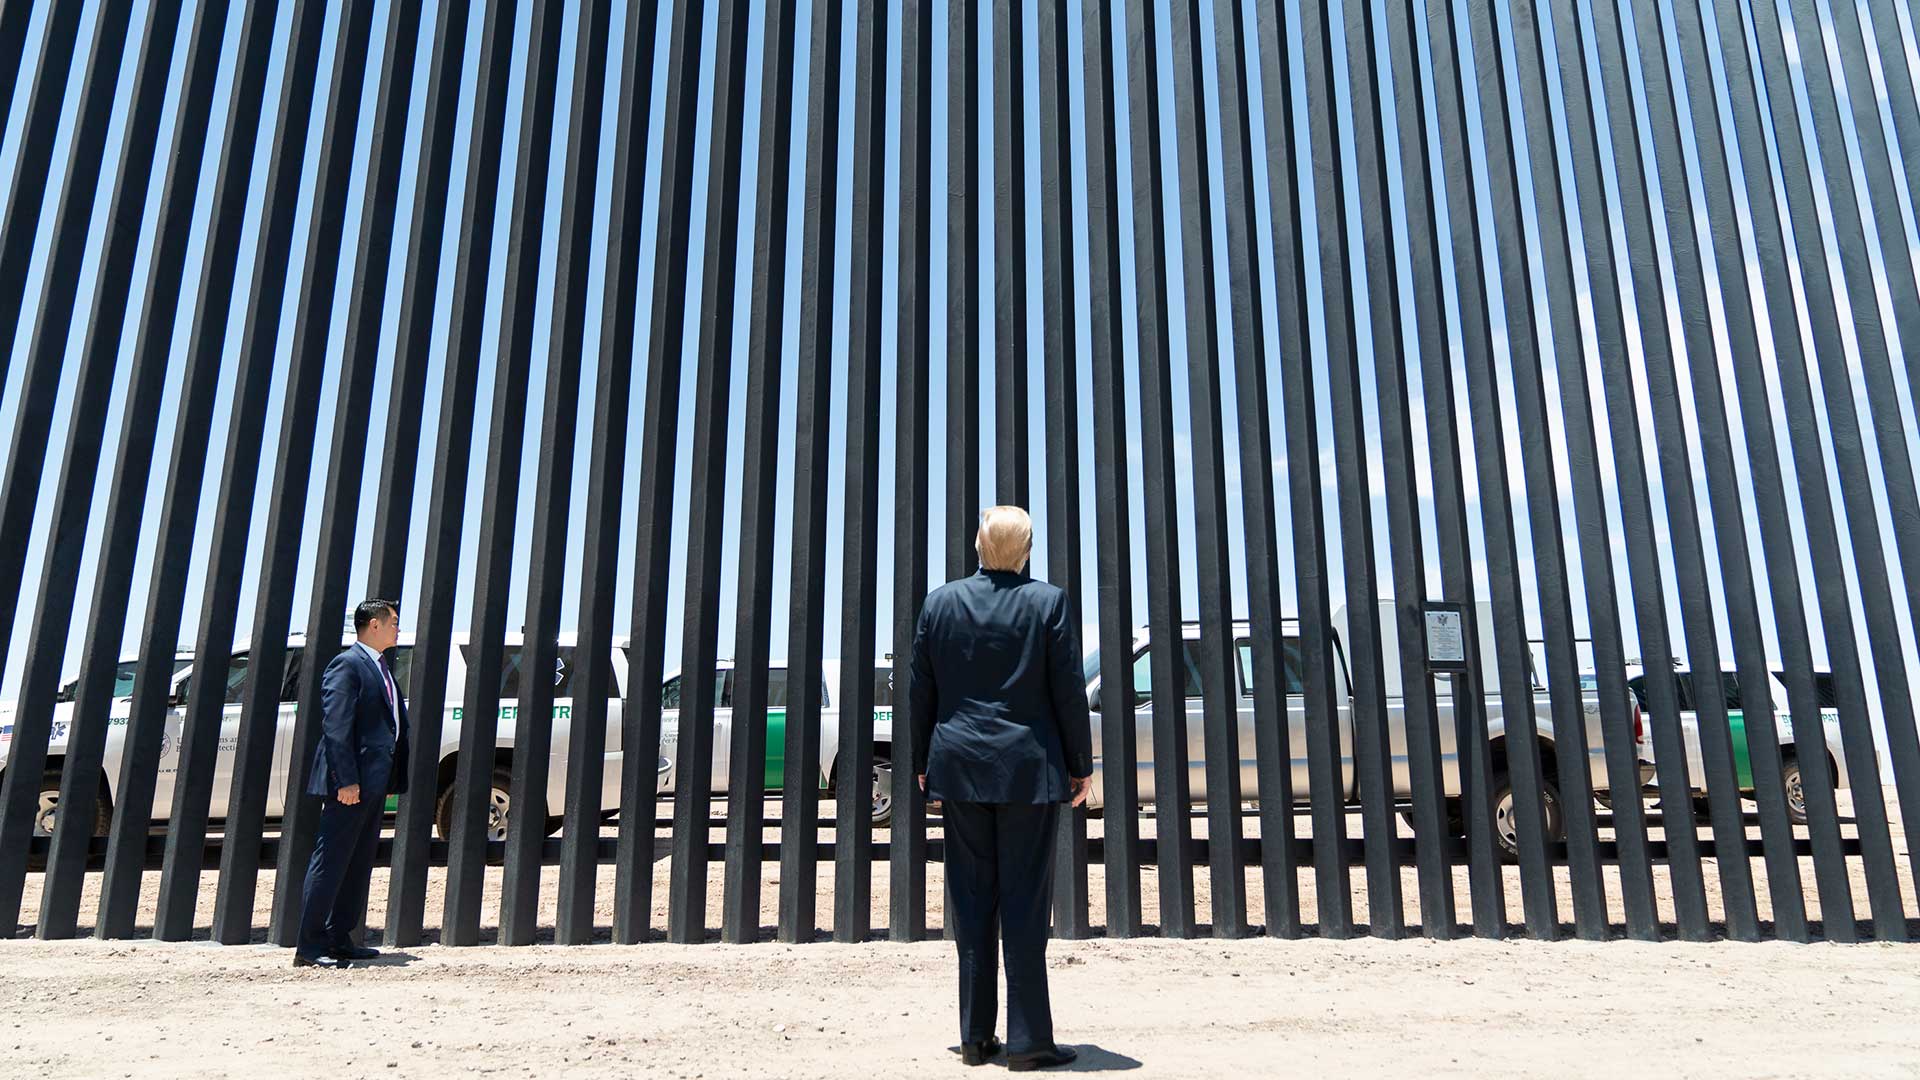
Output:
top-left (2, 635), bottom-right (896, 846)
top-left (1081, 601), bottom-right (1643, 857)
top-left (2, 634), bottom-right (664, 846)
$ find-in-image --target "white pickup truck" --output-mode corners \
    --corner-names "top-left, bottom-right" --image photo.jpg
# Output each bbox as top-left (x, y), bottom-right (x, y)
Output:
top-left (3, 635), bottom-right (896, 846)
top-left (1082, 601), bottom-right (1643, 857)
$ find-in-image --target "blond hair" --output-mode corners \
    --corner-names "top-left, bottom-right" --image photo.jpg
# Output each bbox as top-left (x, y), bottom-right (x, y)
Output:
top-left (975, 505), bottom-right (1033, 572)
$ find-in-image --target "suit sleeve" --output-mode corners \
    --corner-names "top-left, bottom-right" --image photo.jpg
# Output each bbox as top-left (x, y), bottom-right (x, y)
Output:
top-left (909, 603), bottom-right (937, 777)
top-left (318, 653), bottom-right (362, 790)
top-left (1047, 589), bottom-right (1094, 778)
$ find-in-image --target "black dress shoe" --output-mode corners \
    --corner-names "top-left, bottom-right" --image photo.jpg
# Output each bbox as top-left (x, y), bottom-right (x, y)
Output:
top-left (959, 1036), bottom-right (1003, 1066)
top-left (292, 954), bottom-right (346, 969)
top-left (1009, 1046), bottom-right (1078, 1072)
top-left (329, 945), bottom-right (380, 961)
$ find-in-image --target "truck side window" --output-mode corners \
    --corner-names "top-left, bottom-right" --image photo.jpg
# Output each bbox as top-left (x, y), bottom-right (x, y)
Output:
top-left (221, 654), bottom-right (250, 705)
top-left (1713, 671), bottom-right (1741, 714)
top-left (178, 654), bottom-right (250, 707)
top-left (457, 645), bottom-right (529, 699)
top-left (279, 647), bottom-right (306, 703)
top-left (660, 672), bottom-right (730, 709)
top-left (1131, 643), bottom-right (1204, 706)
top-left (1235, 639), bottom-right (1308, 696)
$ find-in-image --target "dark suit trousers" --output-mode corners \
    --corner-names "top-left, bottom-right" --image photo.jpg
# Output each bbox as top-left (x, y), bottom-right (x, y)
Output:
top-left (943, 800), bottom-right (1060, 1054)
top-left (298, 789), bottom-right (386, 959)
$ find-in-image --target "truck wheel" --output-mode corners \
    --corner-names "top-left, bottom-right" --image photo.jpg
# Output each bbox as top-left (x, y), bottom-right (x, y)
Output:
top-left (436, 767), bottom-right (517, 843)
top-left (29, 770), bottom-right (111, 871)
top-left (1780, 756), bottom-right (1813, 826)
top-left (871, 758), bottom-right (893, 830)
top-left (34, 769), bottom-right (111, 838)
top-left (1491, 771), bottom-right (1564, 863)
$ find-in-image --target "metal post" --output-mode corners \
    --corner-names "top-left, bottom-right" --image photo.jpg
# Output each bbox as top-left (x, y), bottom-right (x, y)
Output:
top-left (775, 0), bottom-right (845, 946)
top-left (887, 0), bottom-right (933, 946)
top-left (500, 0), bottom-right (609, 948)
top-left (948, 0), bottom-right (981, 585)
top-left (722, 0), bottom-right (799, 947)
top-left (1036, 0), bottom-right (1089, 941)
top-left (1121, 0), bottom-right (1196, 939)
top-left (991, 0), bottom-right (1028, 507)
top-left (615, 0), bottom-right (706, 947)
top-left (0, 1), bottom-right (84, 385)
top-left (667, 0), bottom-right (752, 947)
top-left (831, 0), bottom-right (890, 945)
top-left (377, 0), bottom-right (484, 950)
top-left (1082, 0), bottom-right (1144, 941)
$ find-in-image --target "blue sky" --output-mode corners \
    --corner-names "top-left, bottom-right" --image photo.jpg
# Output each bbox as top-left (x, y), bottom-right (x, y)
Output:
top-left (3, 0), bottom-right (1920, 771)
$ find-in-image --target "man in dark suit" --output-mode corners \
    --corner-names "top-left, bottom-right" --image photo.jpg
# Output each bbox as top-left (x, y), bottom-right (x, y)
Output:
top-left (911, 506), bottom-right (1093, 1072)
top-left (295, 598), bottom-right (409, 968)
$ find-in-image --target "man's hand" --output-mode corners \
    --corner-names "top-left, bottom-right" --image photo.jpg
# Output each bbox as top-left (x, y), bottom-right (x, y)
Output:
top-left (337, 784), bottom-right (361, 806)
top-left (1068, 774), bottom-right (1093, 808)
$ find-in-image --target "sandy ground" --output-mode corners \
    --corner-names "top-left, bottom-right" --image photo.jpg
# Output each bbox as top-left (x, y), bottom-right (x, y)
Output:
top-left (4, 932), bottom-right (1919, 1078)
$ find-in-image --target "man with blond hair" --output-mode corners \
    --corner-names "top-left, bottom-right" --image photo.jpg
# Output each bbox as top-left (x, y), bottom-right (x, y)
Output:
top-left (910, 506), bottom-right (1093, 1071)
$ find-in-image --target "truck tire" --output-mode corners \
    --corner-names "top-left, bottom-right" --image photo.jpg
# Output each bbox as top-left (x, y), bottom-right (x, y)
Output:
top-left (1780, 755), bottom-right (1821, 826)
top-left (1490, 770), bottom-right (1564, 863)
top-left (871, 758), bottom-right (893, 830)
top-left (826, 755), bottom-right (896, 830)
top-left (435, 767), bottom-right (562, 843)
top-left (29, 768), bottom-right (112, 870)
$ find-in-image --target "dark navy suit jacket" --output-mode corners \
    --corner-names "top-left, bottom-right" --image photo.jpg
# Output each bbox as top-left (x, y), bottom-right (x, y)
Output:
top-left (909, 569), bottom-right (1094, 804)
top-left (304, 644), bottom-right (410, 799)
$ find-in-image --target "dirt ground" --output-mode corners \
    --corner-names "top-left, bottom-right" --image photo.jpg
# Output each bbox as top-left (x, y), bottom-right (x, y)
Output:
top-left (5, 791), bottom-right (1917, 1077)
top-left (4, 932), bottom-right (1918, 1078)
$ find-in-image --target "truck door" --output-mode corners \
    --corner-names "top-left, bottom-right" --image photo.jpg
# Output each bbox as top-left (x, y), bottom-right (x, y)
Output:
top-left (1234, 638), bottom-right (1311, 805)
